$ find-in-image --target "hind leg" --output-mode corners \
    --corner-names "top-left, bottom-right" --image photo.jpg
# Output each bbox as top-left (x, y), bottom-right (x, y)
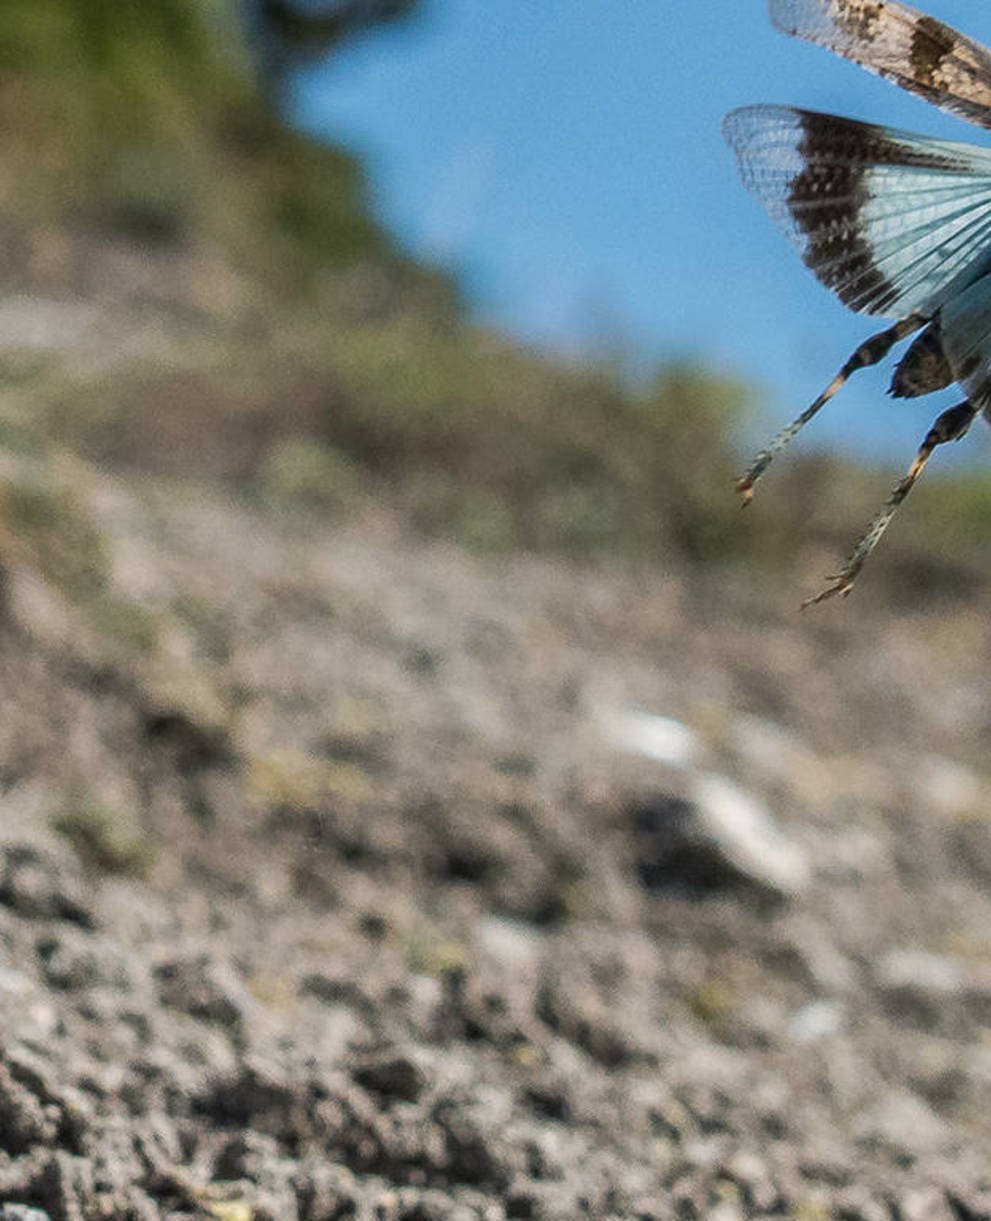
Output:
top-left (738, 314), bottom-right (924, 502)
top-left (802, 399), bottom-right (979, 607)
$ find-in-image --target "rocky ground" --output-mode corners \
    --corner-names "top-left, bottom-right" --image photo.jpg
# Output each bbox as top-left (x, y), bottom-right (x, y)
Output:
top-left (1, 456), bottom-right (991, 1220)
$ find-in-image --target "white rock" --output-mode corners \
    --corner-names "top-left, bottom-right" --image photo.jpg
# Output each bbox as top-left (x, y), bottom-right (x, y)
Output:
top-left (473, 916), bottom-right (541, 974)
top-left (0, 967), bottom-right (33, 998)
top-left (0, 297), bottom-right (97, 351)
top-left (919, 754), bottom-right (982, 816)
top-left (599, 708), bottom-right (699, 768)
top-left (788, 999), bottom-right (843, 1043)
top-left (602, 706), bottom-right (808, 896)
top-left (876, 949), bottom-right (963, 995)
top-left (688, 771), bottom-right (810, 896)
top-left (854, 1092), bottom-right (948, 1154)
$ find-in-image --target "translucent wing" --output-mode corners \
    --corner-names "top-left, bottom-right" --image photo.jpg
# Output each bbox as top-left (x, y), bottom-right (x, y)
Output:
top-left (723, 105), bottom-right (991, 317)
top-left (770, 0), bottom-right (991, 130)
top-left (940, 271), bottom-right (991, 407)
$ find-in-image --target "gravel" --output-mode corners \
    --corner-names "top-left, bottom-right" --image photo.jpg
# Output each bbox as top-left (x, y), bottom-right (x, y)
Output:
top-left (0, 476), bottom-right (990, 1217)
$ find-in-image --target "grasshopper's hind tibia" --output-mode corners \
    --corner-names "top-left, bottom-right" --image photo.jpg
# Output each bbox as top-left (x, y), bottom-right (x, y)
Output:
top-left (802, 399), bottom-right (979, 608)
top-left (737, 314), bottom-right (925, 503)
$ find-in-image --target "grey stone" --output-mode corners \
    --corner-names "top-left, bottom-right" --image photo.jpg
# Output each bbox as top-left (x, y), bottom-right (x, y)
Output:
top-left (0, 844), bottom-right (92, 926)
top-left (153, 953), bottom-right (252, 1027)
top-left (632, 774), bottom-right (809, 897)
top-left (352, 1053), bottom-right (426, 1103)
top-left (853, 1092), bottom-right (949, 1156)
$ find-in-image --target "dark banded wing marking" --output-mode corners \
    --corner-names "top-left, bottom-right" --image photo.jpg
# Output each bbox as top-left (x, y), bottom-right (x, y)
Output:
top-left (723, 105), bottom-right (991, 317)
top-left (769, 0), bottom-right (991, 130)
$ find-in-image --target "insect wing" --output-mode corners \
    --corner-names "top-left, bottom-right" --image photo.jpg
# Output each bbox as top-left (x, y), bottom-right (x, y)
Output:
top-left (939, 271), bottom-right (991, 407)
top-left (769, 0), bottom-right (991, 130)
top-left (723, 105), bottom-right (991, 317)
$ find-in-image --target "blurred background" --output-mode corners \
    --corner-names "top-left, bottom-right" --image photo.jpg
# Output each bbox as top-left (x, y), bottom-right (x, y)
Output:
top-left (2, 2), bottom-right (991, 1218)
top-left (293, 0), bottom-right (991, 463)
top-left (2, 0), bottom-right (991, 574)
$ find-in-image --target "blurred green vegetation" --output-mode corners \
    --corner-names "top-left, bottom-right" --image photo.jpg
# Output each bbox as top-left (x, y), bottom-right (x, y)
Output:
top-left (0, 0), bottom-right (984, 592)
top-left (3, 474), bottom-right (160, 647)
top-left (0, 0), bottom-right (440, 292)
top-left (51, 804), bottom-right (153, 877)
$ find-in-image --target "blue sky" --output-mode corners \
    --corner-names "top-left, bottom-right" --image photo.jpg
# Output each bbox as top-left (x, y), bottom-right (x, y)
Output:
top-left (293, 0), bottom-right (991, 467)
